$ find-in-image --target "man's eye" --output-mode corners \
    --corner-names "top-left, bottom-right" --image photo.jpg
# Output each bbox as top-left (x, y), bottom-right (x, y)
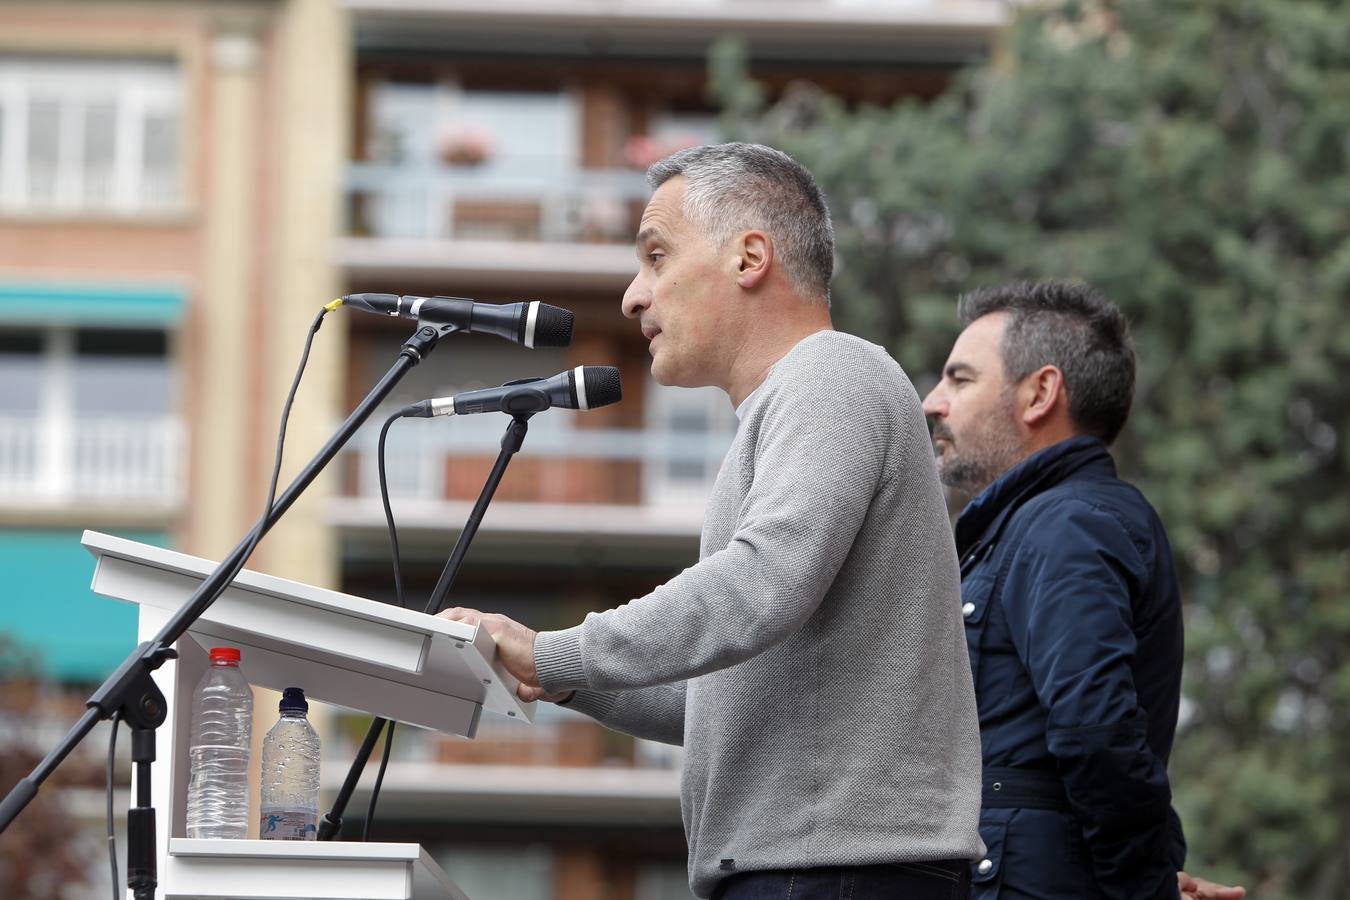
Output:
top-left (649, 252), bottom-right (664, 263)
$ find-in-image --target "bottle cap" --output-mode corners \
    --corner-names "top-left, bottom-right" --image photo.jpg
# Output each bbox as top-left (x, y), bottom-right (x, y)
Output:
top-left (279, 686), bottom-right (308, 714)
top-left (209, 647), bottom-right (241, 663)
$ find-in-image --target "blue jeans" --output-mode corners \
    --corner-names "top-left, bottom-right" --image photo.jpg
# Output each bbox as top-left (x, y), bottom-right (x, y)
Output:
top-left (712, 861), bottom-right (971, 900)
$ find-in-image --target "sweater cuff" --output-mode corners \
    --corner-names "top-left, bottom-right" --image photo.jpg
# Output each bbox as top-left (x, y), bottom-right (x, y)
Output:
top-left (559, 690), bottom-right (620, 722)
top-left (534, 625), bottom-right (587, 693)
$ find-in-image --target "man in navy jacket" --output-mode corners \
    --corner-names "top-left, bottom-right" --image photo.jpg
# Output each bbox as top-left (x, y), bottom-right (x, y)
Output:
top-left (922, 281), bottom-right (1245, 900)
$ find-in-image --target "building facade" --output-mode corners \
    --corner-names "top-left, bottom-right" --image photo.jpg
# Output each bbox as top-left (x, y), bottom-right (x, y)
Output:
top-left (0, 1), bottom-right (1002, 897)
top-left (0, 1), bottom-right (348, 895)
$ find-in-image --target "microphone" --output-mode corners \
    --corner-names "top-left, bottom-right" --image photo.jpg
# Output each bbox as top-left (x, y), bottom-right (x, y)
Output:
top-left (401, 366), bottom-right (622, 417)
top-left (339, 293), bottom-right (574, 348)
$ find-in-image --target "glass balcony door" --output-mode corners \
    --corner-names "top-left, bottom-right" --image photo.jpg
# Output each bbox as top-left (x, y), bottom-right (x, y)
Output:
top-left (0, 325), bottom-right (180, 507)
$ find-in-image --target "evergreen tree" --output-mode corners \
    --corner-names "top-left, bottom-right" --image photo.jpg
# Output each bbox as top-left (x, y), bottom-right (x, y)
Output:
top-left (714, 1), bottom-right (1350, 894)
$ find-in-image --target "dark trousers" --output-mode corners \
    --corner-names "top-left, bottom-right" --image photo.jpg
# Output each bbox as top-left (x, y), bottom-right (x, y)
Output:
top-left (712, 860), bottom-right (971, 900)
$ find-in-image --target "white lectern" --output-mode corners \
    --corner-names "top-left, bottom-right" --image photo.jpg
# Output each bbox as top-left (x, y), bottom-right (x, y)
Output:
top-left (83, 530), bottom-right (535, 900)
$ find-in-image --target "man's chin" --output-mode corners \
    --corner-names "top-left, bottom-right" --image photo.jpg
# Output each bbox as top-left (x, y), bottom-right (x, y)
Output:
top-left (936, 459), bottom-right (973, 491)
top-left (651, 358), bottom-right (696, 389)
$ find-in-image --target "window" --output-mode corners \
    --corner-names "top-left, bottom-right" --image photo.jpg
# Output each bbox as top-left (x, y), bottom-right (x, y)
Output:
top-left (72, 329), bottom-right (171, 417)
top-left (367, 81), bottom-right (578, 174)
top-left (360, 80), bottom-right (581, 240)
top-left (0, 331), bottom-right (43, 492)
top-left (0, 330), bottom-right (43, 414)
top-left (0, 55), bottom-right (182, 215)
top-left (0, 325), bottom-right (179, 505)
top-left (642, 381), bottom-right (738, 507)
top-left (349, 332), bottom-right (568, 499)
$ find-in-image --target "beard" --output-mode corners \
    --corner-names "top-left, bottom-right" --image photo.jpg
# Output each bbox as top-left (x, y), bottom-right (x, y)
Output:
top-left (932, 401), bottom-right (1023, 497)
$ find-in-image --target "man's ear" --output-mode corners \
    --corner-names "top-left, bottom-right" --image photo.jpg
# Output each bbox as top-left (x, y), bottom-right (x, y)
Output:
top-left (1021, 365), bottom-right (1066, 427)
top-left (734, 231), bottom-right (773, 289)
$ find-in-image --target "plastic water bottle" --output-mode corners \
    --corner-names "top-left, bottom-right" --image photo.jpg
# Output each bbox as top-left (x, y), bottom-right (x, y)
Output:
top-left (185, 646), bottom-right (253, 839)
top-left (259, 687), bottom-right (321, 841)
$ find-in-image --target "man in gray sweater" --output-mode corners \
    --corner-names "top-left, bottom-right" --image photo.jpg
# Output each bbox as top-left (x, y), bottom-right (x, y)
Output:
top-left (441, 143), bottom-right (982, 899)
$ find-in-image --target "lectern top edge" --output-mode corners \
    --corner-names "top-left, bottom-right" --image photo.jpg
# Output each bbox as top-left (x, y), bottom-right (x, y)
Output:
top-left (80, 529), bottom-right (479, 642)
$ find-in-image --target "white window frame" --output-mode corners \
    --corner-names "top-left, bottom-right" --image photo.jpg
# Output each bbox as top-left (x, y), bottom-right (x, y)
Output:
top-left (0, 324), bottom-right (182, 507)
top-left (0, 55), bottom-right (182, 216)
top-left (362, 79), bottom-right (582, 240)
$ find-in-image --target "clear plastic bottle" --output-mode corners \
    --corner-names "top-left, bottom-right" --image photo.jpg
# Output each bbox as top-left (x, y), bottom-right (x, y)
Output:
top-left (259, 687), bottom-right (321, 841)
top-left (185, 646), bottom-right (253, 839)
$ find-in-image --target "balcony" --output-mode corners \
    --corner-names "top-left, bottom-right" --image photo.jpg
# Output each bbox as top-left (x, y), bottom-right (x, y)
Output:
top-left (330, 411), bottom-right (735, 546)
top-left (347, 162), bottom-right (650, 244)
top-left (326, 702), bottom-right (682, 826)
top-left (0, 414), bottom-right (183, 510)
top-left (339, 162), bottom-right (646, 289)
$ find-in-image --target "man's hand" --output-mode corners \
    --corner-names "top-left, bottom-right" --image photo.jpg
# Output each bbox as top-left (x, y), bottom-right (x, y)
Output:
top-left (1178, 871), bottom-right (1246, 899)
top-left (437, 607), bottom-right (572, 703)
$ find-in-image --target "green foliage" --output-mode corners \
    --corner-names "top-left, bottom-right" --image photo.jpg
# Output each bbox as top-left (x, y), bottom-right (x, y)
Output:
top-left (712, 1), bottom-right (1350, 894)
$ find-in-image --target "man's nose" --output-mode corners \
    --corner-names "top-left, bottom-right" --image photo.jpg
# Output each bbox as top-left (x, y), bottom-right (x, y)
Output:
top-left (921, 386), bottom-right (945, 418)
top-left (621, 277), bottom-right (649, 320)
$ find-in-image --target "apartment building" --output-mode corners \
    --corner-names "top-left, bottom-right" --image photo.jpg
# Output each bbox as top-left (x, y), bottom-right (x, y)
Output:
top-left (0, 1), bottom-right (348, 895)
top-left (0, 1), bottom-right (1002, 897)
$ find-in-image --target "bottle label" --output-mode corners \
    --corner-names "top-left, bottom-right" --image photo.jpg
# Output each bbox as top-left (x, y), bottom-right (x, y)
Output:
top-left (260, 807), bottom-right (317, 841)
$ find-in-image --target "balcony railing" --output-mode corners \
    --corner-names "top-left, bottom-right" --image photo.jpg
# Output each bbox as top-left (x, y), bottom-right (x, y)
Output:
top-left (330, 701), bottom-right (682, 773)
top-left (345, 162), bottom-right (651, 244)
top-left (0, 415), bottom-right (183, 507)
top-left (341, 412), bottom-right (734, 510)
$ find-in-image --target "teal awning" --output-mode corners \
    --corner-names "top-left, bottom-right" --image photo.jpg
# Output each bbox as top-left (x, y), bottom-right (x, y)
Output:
top-left (0, 528), bottom-right (169, 682)
top-left (0, 282), bottom-right (185, 327)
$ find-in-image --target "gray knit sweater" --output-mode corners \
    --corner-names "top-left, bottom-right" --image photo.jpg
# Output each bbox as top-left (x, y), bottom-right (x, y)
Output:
top-left (535, 330), bottom-right (982, 897)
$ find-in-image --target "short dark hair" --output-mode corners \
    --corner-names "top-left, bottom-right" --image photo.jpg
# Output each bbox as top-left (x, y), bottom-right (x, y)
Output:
top-left (958, 280), bottom-right (1135, 444)
top-left (647, 142), bottom-right (835, 304)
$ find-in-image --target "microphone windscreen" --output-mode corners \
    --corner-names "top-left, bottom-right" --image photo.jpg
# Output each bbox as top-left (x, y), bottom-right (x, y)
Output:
top-left (533, 304), bottom-right (575, 348)
top-left (582, 366), bottom-right (623, 409)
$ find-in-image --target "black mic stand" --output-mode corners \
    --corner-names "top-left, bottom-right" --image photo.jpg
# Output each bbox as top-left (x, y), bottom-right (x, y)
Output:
top-left (318, 412), bottom-right (533, 841)
top-left (0, 322), bottom-right (454, 898)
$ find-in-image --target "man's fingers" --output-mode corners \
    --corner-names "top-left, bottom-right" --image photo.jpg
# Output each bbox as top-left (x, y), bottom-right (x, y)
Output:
top-left (437, 606), bottom-right (482, 625)
top-left (476, 613), bottom-right (512, 638)
top-left (1180, 873), bottom-right (1246, 900)
top-left (516, 685), bottom-right (571, 704)
top-left (517, 683), bottom-right (557, 703)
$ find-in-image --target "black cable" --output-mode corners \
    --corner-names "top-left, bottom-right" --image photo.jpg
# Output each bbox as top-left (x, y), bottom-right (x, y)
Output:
top-left (106, 713), bottom-right (120, 900)
top-left (216, 306), bottom-right (332, 602)
top-left (362, 410), bottom-right (408, 839)
top-left (377, 413), bottom-right (407, 609)
top-left (361, 722), bottom-right (396, 842)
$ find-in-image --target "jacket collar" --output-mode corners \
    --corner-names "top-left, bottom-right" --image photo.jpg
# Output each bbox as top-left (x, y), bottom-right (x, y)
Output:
top-left (954, 436), bottom-right (1116, 557)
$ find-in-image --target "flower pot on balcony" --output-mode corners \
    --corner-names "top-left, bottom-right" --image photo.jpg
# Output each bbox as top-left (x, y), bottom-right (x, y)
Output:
top-left (622, 133), bottom-right (703, 170)
top-left (439, 127), bottom-right (494, 166)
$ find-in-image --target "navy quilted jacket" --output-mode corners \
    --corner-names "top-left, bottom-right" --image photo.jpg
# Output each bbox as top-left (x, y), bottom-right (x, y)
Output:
top-left (956, 436), bottom-right (1186, 899)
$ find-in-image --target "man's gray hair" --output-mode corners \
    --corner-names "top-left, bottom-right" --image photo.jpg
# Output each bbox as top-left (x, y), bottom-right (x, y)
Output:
top-left (647, 142), bottom-right (834, 304)
top-left (958, 280), bottom-right (1136, 445)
